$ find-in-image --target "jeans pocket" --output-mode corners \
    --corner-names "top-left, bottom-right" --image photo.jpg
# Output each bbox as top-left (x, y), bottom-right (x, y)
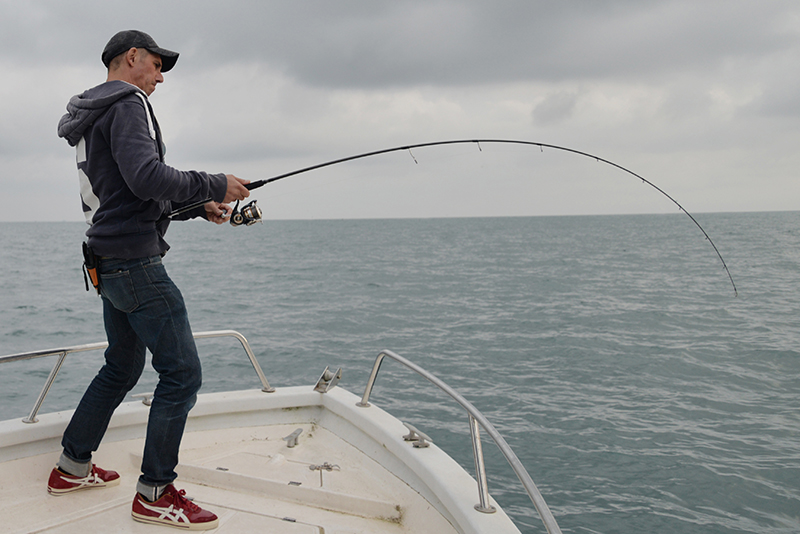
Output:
top-left (100, 269), bottom-right (139, 313)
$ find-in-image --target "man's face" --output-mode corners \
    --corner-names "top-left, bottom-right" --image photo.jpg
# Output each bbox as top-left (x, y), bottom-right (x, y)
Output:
top-left (129, 49), bottom-right (164, 96)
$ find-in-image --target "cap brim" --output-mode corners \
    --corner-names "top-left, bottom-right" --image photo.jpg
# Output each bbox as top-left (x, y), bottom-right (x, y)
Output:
top-left (150, 47), bottom-right (179, 72)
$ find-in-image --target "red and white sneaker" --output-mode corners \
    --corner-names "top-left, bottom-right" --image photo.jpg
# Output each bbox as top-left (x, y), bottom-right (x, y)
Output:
top-left (132, 484), bottom-right (219, 530)
top-left (47, 464), bottom-right (121, 495)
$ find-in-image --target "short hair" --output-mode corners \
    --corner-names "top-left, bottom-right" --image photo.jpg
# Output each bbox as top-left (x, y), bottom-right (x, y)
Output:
top-left (108, 47), bottom-right (150, 71)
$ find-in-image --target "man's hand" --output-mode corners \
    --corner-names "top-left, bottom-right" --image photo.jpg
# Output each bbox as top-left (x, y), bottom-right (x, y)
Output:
top-left (224, 174), bottom-right (250, 203)
top-left (204, 202), bottom-right (231, 225)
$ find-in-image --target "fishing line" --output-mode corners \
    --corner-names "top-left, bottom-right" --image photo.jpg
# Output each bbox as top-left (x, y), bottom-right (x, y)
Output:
top-left (169, 138), bottom-right (738, 296)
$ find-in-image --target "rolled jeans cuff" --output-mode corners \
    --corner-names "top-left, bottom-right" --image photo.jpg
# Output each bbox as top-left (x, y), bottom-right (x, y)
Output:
top-left (58, 452), bottom-right (92, 477)
top-left (137, 479), bottom-right (169, 502)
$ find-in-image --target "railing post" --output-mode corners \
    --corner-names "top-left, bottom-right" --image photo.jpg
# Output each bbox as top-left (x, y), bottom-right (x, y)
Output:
top-left (356, 352), bottom-right (386, 407)
top-left (469, 414), bottom-right (496, 513)
top-left (192, 330), bottom-right (274, 393)
top-left (22, 351), bottom-right (67, 424)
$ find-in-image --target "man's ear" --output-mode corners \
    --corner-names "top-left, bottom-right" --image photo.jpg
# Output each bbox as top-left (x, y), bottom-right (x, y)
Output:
top-left (125, 47), bottom-right (138, 67)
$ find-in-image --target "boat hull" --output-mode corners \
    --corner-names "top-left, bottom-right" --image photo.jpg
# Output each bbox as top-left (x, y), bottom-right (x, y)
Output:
top-left (0, 386), bottom-right (521, 533)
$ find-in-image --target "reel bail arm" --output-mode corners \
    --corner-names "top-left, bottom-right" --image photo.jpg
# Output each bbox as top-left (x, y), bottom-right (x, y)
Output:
top-left (229, 199), bottom-right (263, 226)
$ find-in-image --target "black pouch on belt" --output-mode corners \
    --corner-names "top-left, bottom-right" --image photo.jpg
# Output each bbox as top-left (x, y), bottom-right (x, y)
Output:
top-left (82, 242), bottom-right (100, 295)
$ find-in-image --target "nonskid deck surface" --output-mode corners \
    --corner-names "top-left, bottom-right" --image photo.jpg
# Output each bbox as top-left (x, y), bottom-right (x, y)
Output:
top-left (3, 421), bottom-right (455, 533)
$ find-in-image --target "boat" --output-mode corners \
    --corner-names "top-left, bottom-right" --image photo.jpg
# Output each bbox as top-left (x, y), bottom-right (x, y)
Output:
top-left (0, 329), bottom-right (562, 533)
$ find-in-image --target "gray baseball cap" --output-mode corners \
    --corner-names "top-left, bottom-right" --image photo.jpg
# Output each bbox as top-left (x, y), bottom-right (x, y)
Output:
top-left (102, 30), bottom-right (179, 72)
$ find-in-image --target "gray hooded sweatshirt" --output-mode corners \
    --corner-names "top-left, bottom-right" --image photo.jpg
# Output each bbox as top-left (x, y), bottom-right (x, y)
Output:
top-left (58, 80), bottom-right (226, 259)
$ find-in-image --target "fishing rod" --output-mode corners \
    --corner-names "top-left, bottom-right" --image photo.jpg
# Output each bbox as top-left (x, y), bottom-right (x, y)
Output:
top-left (169, 138), bottom-right (738, 296)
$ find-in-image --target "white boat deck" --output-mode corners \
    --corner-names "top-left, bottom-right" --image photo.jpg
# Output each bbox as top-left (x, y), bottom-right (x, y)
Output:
top-left (1, 386), bottom-right (521, 534)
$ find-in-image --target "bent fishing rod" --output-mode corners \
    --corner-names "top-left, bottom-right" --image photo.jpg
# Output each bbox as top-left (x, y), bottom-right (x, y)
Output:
top-left (169, 138), bottom-right (738, 296)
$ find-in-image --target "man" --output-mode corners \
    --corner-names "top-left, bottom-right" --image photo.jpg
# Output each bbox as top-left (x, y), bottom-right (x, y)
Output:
top-left (52, 30), bottom-right (249, 530)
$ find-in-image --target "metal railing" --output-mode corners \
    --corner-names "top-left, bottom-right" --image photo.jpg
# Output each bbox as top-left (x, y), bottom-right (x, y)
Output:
top-left (357, 349), bottom-right (562, 534)
top-left (0, 330), bottom-right (273, 424)
top-left (3, 335), bottom-right (560, 532)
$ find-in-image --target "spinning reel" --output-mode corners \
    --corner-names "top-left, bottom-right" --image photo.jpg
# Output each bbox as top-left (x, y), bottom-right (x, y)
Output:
top-left (229, 199), bottom-right (263, 226)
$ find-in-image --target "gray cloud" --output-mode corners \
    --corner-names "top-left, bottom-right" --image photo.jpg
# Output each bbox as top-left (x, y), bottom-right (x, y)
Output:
top-left (533, 91), bottom-right (579, 125)
top-left (2, 0), bottom-right (800, 221)
top-left (6, 1), bottom-right (797, 86)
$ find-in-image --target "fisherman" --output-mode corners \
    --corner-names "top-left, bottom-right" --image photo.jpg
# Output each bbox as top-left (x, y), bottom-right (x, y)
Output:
top-left (50, 30), bottom-right (250, 530)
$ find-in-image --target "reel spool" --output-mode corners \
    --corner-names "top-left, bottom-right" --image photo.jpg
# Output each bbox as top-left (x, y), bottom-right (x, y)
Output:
top-left (230, 200), bottom-right (263, 226)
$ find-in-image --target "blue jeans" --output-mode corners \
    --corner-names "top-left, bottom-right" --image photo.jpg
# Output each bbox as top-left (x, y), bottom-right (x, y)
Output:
top-left (61, 255), bottom-right (202, 488)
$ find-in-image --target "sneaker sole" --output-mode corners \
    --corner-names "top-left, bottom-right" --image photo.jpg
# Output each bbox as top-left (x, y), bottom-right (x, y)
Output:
top-left (47, 477), bottom-right (121, 496)
top-left (131, 512), bottom-right (219, 530)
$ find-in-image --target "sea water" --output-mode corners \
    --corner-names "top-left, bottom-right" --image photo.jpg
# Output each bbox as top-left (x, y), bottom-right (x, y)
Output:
top-left (1, 212), bottom-right (799, 534)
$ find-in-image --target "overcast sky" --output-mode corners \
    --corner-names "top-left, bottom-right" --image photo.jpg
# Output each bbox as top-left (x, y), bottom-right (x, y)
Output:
top-left (2, 0), bottom-right (799, 222)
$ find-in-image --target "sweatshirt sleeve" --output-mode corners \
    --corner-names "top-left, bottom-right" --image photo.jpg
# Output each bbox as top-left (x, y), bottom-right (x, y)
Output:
top-left (106, 97), bottom-right (227, 204)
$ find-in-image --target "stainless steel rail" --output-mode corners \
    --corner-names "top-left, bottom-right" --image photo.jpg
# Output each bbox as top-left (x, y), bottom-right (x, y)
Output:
top-left (357, 349), bottom-right (563, 534)
top-left (0, 330), bottom-right (273, 424)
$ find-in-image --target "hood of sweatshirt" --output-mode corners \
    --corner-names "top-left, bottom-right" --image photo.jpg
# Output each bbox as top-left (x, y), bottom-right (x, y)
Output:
top-left (57, 80), bottom-right (144, 147)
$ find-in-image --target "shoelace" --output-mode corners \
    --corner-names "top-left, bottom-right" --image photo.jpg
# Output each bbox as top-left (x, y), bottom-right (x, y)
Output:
top-left (64, 466), bottom-right (103, 484)
top-left (90, 466), bottom-right (105, 480)
top-left (173, 489), bottom-right (201, 513)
